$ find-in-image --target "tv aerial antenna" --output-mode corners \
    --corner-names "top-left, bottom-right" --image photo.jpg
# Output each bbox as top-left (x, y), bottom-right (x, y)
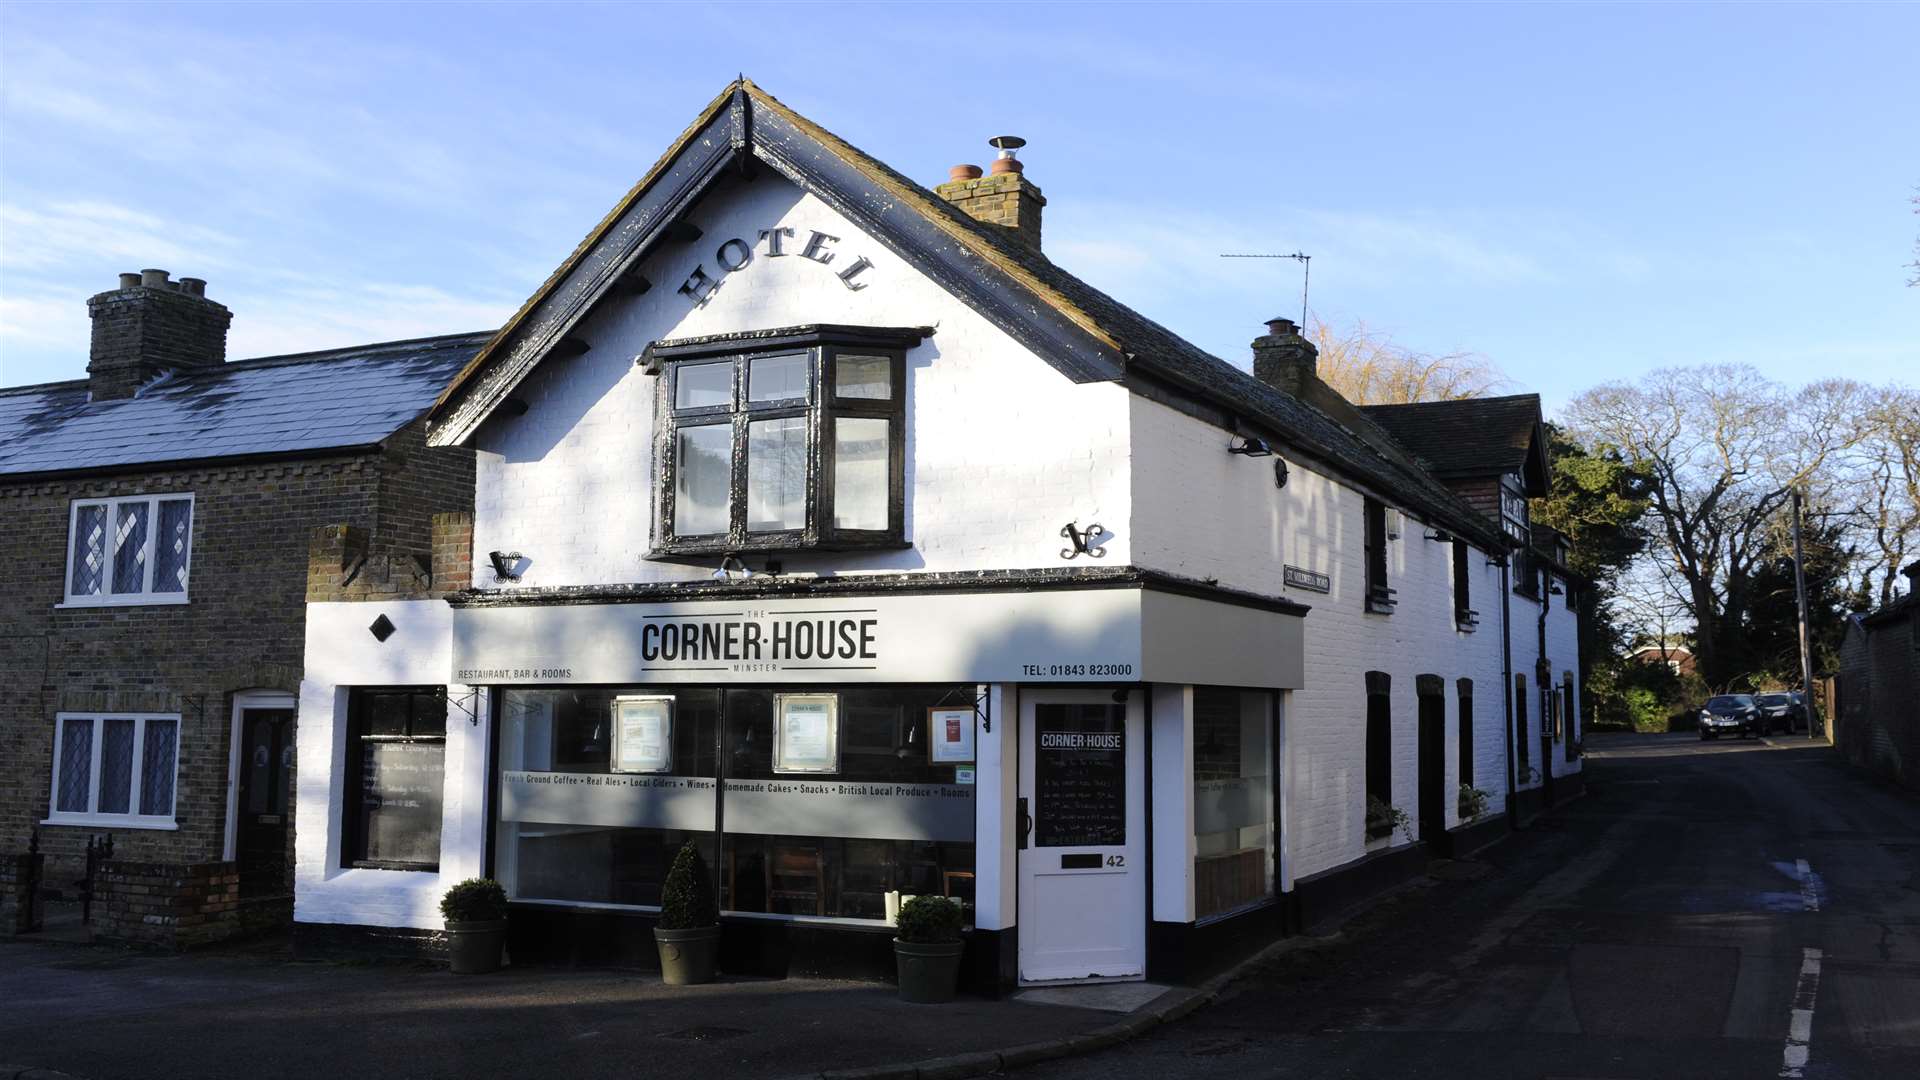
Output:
top-left (1219, 251), bottom-right (1311, 330)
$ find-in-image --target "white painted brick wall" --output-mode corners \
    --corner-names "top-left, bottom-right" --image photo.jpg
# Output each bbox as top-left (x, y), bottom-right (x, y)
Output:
top-left (295, 601), bottom-right (490, 929)
top-left (470, 175), bottom-right (1132, 589)
top-left (1128, 396), bottom-right (1522, 881)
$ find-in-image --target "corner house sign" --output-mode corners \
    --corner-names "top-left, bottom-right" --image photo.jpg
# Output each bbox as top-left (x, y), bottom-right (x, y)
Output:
top-left (451, 589), bottom-right (1306, 689)
top-left (678, 226), bottom-right (876, 306)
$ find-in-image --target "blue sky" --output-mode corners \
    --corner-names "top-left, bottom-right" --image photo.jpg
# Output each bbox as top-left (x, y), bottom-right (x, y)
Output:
top-left (2, 2), bottom-right (1914, 415)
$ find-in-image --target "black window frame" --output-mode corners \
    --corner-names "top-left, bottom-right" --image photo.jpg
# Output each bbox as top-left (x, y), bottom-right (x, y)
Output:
top-left (1514, 673), bottom-right (1530, 776)
top-left (1363, 498), bottom-right (1396, 614)
top-left (1456, 678), bottom-right (1474, 789)
top-left (1364, 671), bottom-right (1392, 838)
top-left (343, 686), bottom-right (448, 872)
top-left (1452, 540), bottom-right (1478, 630)
top-left (646, 325), bottom-right (925, 558)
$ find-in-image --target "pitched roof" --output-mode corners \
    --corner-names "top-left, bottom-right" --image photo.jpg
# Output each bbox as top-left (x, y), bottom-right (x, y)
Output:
top-left (0, 332), bottom-right (489, 478)
top-left (423, 79), bottom-right (1513, 550)
top-left (1360, 394), bottom-right (1550, 494)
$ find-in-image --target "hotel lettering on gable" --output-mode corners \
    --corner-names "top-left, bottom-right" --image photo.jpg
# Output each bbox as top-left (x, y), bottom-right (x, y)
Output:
top-left (289, 80), bottom-right (1586, 990)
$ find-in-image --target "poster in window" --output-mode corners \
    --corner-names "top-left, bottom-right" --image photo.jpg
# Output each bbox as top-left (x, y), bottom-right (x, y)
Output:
top-left (927, 707), bottom-right (975, 764)
top-left (610, 695), bottom-right (674, 774)
top-left (774, 693), bottom-right (839, 774)
top-left (1034, 703), bottom-right (1126, 847)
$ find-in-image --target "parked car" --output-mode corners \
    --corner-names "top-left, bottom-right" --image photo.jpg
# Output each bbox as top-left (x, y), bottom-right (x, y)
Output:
top-left (1753, 691), bottom-right (1808, 734)
top-left (1699, 694), bottom-right (1761, 740)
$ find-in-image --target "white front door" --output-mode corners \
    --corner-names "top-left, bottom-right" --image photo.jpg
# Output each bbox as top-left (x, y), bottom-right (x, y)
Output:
top-left (1017, 689), bottom-right (1147, 984)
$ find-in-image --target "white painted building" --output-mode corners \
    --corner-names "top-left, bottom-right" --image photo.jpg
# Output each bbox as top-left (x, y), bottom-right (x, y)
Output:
top-left (294, 80), bottom-right (1586, 987)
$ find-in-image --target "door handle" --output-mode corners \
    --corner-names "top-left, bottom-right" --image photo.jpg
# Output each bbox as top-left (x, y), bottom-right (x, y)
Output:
top-left (1017, 797), bottom-right (1032, 850)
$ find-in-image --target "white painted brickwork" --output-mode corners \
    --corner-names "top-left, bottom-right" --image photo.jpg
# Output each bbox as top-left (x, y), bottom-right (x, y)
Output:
top-left (470, 175), bottom-right (1131, 589)
top-left (295, 601), bottom-right (490, 929)
top-left (1128, 395), bottom-right (1522, 881)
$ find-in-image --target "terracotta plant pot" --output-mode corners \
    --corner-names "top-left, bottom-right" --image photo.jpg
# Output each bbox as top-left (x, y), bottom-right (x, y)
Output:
top-left (654, 925), bottom-right (720, 985)
top-left (894, 938), bottom-right (965, 1003)
top-left (445, 919), bottom-right (507, 974)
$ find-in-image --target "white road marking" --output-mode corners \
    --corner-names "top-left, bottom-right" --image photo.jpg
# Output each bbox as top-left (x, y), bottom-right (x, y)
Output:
top-left (1779, 947), bottom-right (1823, 1078)
top-left (1796, 857), bottom-right (1822, 912)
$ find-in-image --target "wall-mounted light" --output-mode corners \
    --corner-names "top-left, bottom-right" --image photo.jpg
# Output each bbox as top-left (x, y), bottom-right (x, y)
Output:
top-left (1425, 529), bottom-right (1455, 543)
top-left (713, 555), bottom-right (752, 580)
top-left (488, 550), bottom-right (524, 582)
top-left (1228, 435), bottom-right (1274, 457)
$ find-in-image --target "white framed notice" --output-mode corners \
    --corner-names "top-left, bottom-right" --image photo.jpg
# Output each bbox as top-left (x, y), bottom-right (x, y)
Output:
top-left (610, 695), bottom-right (674, 774)
top-left (927, 707), bottom-right (976, 764)
top-left (774, 693), bottom-right (839, 774)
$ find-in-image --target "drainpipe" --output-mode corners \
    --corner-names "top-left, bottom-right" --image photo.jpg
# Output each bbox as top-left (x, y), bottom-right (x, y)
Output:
top-left (1536, 563), bottom-right (1553, 804)
top-left (1500, 553), bottom-right (1516, 828)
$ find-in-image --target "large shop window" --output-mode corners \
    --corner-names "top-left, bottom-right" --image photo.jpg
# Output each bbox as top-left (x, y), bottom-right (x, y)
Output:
top-left (46, 713), bottom-right (179, 827)
top-left (343, 688), bottom-right (447, 871)
top-left (495, 686), bottom-right (976, 924)
top-left (1192, 688), bottom-right (1274, 921)
top-left (647, 326), bottom-right (921, 556)
top-left (64, 494), bottom-right (194, 606)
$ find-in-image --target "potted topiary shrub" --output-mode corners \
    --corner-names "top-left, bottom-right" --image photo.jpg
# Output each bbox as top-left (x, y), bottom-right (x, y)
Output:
top-left (893, 894), bottom-right (965, 1004)
top-left (440, 878), bottom-right (508, 975)
top-left (654, 840), bottom-right (719, 985)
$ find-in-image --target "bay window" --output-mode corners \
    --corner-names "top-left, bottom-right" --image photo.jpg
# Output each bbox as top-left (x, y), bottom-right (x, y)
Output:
top-left (646, 326), bottom-right (920, 555)
top-left (65, 494), bottom-right (194, 605)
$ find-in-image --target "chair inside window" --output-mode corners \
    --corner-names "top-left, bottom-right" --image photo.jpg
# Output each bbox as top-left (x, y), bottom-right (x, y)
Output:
top-left (766, 843), bottom-right (825, 916)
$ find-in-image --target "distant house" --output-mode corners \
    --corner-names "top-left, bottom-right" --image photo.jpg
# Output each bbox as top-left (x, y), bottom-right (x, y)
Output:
top-left (1629, 643), bottom-right (1698, 677)
top-left (0, 270), bottom-right (480, 946)
top-left (1834, 564), bottom-right (1919, 790)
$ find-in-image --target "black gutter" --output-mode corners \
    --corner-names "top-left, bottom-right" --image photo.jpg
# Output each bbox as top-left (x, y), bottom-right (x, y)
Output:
top-left (445, 565), bottom-right (1313, 618)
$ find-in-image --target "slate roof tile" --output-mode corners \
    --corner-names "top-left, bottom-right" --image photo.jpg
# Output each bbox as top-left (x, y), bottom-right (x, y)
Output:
top-left (0, 332), bottom-right (490, 477)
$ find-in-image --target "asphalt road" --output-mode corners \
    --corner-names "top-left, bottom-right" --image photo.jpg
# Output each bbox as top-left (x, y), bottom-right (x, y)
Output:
top-left (1030, 732), bottom-right (1920, 1079)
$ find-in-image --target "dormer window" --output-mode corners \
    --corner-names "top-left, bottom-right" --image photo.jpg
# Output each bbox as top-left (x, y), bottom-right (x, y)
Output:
top-left (645, 325), bottom-right (923, 556)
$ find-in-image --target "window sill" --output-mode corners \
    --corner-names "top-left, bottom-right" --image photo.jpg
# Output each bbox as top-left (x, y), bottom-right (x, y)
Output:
top-left (648, 537), bottom-right (913, 561)
top-left (56, 595), bottom-right (191, 609)
top-left (42, 814), bottom-right (178, 831)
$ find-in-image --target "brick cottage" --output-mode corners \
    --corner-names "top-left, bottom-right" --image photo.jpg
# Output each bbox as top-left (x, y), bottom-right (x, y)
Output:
top-left (0, 270), bottom-right (479, 946)
top-left (289, 80), bottom-right (1588, 989)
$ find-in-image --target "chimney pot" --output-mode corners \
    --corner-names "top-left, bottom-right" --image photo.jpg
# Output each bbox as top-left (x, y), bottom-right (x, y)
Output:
top-left (1265, 317), bottom-right (1299, 337)
top-left (935, 137), bottom-right (1045, 249)
top-left (179, 277), bottom-right (206, 297)
top-left (140, 268), bottom-right (170, 288)
top-left (118, 272), bottom-right (142, 290)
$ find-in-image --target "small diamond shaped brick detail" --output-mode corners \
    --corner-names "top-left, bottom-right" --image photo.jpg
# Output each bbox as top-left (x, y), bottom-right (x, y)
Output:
top-left (368, 614), bottom-right (396, 642)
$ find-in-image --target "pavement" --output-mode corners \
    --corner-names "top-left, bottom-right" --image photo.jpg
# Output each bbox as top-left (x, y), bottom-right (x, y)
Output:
top-left (4, 732), bottom-right (1917, 1080)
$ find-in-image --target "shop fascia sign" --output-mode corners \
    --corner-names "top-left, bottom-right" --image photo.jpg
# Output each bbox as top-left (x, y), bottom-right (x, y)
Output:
top-left (453, 591), bottom-right (1141, 685)
top-left (452, 588), bottom-right (1304, 689)
top-left (677, 226), bottom-right (877, 306)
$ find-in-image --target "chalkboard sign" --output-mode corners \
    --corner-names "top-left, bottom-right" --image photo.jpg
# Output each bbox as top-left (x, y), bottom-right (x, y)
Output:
top-left (358, 740), bottom-right (445, 865)
top-left (1034, 704), bottom-right (1126, 847)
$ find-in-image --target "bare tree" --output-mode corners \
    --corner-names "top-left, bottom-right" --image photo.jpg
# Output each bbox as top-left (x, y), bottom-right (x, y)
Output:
top-left (1310, 320), bottom-right (1509, 404)
top-left (1566, 366), bottom-right (1870, 686)
top-left (1841, 386), bottom-right (1920, 604)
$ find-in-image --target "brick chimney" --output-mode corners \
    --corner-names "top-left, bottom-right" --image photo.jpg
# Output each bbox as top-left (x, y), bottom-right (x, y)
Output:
top-left (86, 269), bottom-right (231, 401)
top-left (1249, 316), bottom-right (1382, 438)
top-left (935, 136), bottom-right (1045, 250)
top-left (1251, 317), bottom-right (1318, 395)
